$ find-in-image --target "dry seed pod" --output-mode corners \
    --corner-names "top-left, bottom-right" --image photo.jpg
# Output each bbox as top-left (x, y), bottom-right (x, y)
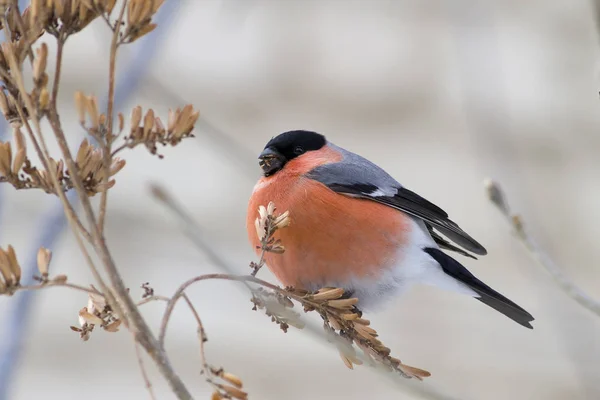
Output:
top-left (74, 91), bottom-right (86, 125)
top-left (312, 287), bottom-right (345, 301)
top-left (6, 246), bottom-right (21, 284)
top-left (103, 319), bottom-right (122, 332)
top-left (88, 292), bottom-right (106, 313)
top-left (117, 112), bottom-right (124, 132)
top-left (142, 109), bottom-right (154, 138)
top-left (0, 91), bottom-right (10, 117)
top-left (33, 43), bottom-right (48, 83)
top-left (398, 363), bottom-right (431, 379)
top-left (13, 127), bottom-right (25, 156)
top-left (327, 298), bottom-right (359, 309)
top-left (78, 308), bottom-right (104, 326)
top-left (127, 23), bottom-right (156, 43)
top-left (353, 323), bottom-right (377, 336)
top-left (130, 105), bottom-right (142, 130)
top-left (36, 247), bottom-right (52, 277)
top-left (85, 96), bottom-right (99, 129)
top-left (109, 159), bottom-right (126, 176)
top-left (219, 384), bottom-right (248, 400)
top-left (53, 274), bottom-right (67, 284)
top-left (39, 87), bottom-right (50, 110)
top-left (0, 255), bottom-right (16, 287)
top-left (341, 312), bottom-right (360, 321)
top-left (327, 316), bottom-right (343, 331)
top-left (0, 142), bottom-right (12, 177)
top-left (12, 149), bottom-right (25, 175)
top-left (95, 179), bottom-right (116, 192)
top-left (340, 352), bottom-right (354, 369)
top-left (221, 372), bottom-right (243, 388)
top-left (272, 211), bottom-right (291, 230)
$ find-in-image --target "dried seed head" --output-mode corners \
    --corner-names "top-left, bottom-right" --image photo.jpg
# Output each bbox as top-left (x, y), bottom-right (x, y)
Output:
top-left (85, 95), bottom-right (100, 130)
top-left (117, 112), bottom-right (124, 132)
top-left (0, 245), bottom-right (21, 293)
top-left (74, 91), bottom-right (86, 125)
top-left (38, 87), bottom-right (50, 110)
top-left (272, 210), bottom-right (291, 230)
top-left (219, 384), bottom-right (248, 400)
top-left (312, 287), bottom-right (345, 301)
top-left (87, 292), bottom-right (106, 314)
top-left (397, 363), bottom-right (431, 379)
top-left (109, 158), bottom-right (126, 176)
top-left (78, 308), bottom-right (104, 326)
top-left (327, 298), bottom-right (359, 309)
top-left (12, 148), bottom-right (25, 175)
top-left (53, 274), bottom-right (68, 284)
top-left (6, 246), bottom-right (21, 285)
top-left (0, 91), bottom-right (10, 118)
top-left (221, 372), bottom-right (243, 388)
top-left (36, 247), bottom-right (52, 277)
top-left (33, 43), bottom-right (48, 83)
top-left (103, 319), bottom-right (122, 332)
top-left (0, 142), bottom-right (13, 177)
top-left (131, 105), bottom-right (142, 129)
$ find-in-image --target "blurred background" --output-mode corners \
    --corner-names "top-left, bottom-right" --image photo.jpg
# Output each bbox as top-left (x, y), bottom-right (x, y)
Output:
top-left (1, 0), bottom-right (600, 399)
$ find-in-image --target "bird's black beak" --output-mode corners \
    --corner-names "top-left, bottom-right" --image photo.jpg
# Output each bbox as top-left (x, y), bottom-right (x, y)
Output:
top-left (258, 147), bottom-right (286, 177)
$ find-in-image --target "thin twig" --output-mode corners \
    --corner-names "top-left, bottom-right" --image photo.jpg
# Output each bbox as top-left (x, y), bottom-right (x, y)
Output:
top-left (50, 34), bottom-right (65, 111)
top-left (134, 341), bottom-right (157, 400)
top-left (98, 0), bottom-right (128, 234)
top-left (17, 281), bottom-right (100, 295)
top-left (485, 179), bottom-right (600, 317)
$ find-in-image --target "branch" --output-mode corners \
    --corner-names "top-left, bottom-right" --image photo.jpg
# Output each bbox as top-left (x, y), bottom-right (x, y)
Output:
top-left (485, 179), bottom-right (600, 316)
top-left (134, 341), bottom-right (157, 400)
top-left (98, 0), bottom-right (128, 234)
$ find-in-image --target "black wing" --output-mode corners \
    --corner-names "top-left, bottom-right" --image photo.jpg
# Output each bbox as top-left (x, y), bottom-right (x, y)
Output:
top-left (326, 182), bottom-right (487, 256)
top-left (426, 224), bottom-right (477, 259)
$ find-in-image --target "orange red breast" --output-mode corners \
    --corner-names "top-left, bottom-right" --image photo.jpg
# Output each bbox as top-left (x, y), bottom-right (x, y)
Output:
top-left (246, 145), bottom-right (412, 290)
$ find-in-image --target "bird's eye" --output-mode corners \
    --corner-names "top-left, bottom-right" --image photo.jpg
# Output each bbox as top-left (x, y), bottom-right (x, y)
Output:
top-left (294, 146), bottom-right (304, 155)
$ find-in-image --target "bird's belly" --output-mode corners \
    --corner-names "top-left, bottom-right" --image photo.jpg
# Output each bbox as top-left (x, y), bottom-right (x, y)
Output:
top-left (247, 176), bottom-right (416, 309)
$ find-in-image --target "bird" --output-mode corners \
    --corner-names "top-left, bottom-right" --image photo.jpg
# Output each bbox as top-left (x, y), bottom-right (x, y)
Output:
top-left (246, 130), bottom-right (534, 329)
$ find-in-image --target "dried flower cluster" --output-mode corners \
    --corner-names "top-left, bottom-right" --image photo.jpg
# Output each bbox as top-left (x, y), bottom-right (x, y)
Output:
top-left (250, 201), bottom-right (290, 275)
top-left (0, 128), bottom-right (126, 195)
top-left (209, 369), bottom-right (247, 400)
top-left (71, 291), bottom-right (121, 341)
top-left (250, 202), bottom-right (430, 380)
top-left (120, 105), bottom-right (199, 158)
top-left (0, 245), bottom-right (21, 295)
top-left (0, 243), bottom-right (58, 296)
top-left (122, 0), bottom-right (163, 43)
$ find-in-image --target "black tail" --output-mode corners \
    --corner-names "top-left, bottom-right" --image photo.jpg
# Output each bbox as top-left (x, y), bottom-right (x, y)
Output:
top-left (424, 248), bottom-right (534, 329)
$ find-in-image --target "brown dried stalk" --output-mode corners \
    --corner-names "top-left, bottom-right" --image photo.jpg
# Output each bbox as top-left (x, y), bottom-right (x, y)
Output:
top-left (0, 1), bottom-right (193, 398)
top-left (485, 179), bottom-right (600, 317)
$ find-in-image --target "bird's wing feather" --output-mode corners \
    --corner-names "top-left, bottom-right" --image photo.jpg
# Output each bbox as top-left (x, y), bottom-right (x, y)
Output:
top-left (305, 144), bottom-right (487, 256)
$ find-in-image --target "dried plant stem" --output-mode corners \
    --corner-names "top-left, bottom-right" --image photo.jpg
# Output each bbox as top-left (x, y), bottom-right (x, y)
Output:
top-left (134, 341), bottom-right (157, 400)
top-left (98, 0), bottom-right (128, 234)
top-left (159, 273), bottom-right (309, 347)
top-left (18, 281), bottom-right (100, 295)
top-left (51, 35), bottom-right (66, 110)
top-left (486, 180), bottom-right (600, 317)
top-left (181, 294), bottom-right (213, 376)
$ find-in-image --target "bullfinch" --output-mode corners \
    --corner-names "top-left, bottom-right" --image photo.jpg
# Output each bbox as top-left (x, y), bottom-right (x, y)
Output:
top-left (247, 130), bottom-right (534, 329)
